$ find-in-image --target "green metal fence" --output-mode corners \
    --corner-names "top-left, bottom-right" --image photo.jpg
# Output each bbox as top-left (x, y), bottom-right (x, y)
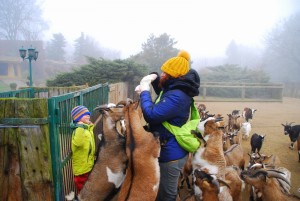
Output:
top-left (0, 88), bottom-right (35, 98)
top-left (48, 83), bottom-right (109, 201)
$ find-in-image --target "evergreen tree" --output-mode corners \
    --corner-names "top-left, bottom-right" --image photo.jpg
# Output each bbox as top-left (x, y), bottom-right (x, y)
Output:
top-left (46, 57), bottom-right (147, 87)
top-left (45, 33), bottom-right (66, 62)
top-left (73, 32), bottom-right (104, 64)
top-left (131, 33), bottom-right (178, 73)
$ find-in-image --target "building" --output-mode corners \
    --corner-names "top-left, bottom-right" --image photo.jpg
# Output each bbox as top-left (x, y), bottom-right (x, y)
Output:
top-left (0, 40), bottom-right (44, 88)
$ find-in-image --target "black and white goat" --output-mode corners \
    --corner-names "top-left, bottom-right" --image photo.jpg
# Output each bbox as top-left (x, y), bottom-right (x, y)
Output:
top-left (281, 122), bottom-right (300, 162)
top-left (242, 107), bottom-right (257, 122)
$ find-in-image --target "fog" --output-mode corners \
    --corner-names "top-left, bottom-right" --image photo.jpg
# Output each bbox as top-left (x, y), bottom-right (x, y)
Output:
top-left (42, 0), bottom-right (299, 59)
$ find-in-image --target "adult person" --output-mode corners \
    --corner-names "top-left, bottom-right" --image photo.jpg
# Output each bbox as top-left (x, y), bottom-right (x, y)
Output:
top-left (70, 105), bottom-right (96, 197)
top-left (135, 50), bottom-right (200, 201)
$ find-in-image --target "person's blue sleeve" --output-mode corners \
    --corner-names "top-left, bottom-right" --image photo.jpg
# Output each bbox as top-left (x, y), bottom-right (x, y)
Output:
top-left (140, 90), bottom-right (187, 124)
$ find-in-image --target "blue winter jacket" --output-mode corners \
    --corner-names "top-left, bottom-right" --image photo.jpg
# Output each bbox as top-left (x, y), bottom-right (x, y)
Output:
top-left (140, 69), bottom-right (200, 162)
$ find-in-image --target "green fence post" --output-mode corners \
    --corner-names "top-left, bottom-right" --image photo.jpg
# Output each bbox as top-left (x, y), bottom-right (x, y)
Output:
top-left (48, 98), bottom-right (62, 201)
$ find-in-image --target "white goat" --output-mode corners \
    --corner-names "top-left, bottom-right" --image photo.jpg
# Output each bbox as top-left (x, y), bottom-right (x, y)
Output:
top-left (241, 122), bottom-right (251, 140)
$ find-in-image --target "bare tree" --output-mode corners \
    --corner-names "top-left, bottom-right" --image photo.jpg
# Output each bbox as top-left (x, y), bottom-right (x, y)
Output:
top-left (0, 0), bottom-right (48, 40)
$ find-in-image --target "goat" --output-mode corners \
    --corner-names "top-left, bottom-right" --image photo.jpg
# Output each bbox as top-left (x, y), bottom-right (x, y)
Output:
top-left (224, 166), bottom-right (243, 201)
top-left (250, 133), bottom-right (266, 154)
top-left (67, 102), bottom-right (129, 201)
top-left (242, 107), bottom-right (257, 122)
top-left (240, 168), bottom-right (298, 201)
top-left (281, 122), bottom-right (300, 162)
top-left (193, 117), bottom-right (233, 201)
top-left (241, 122), bottom-right (251, 140)
top-left (247, 153), bottom-right (281, 170)
top-left (197, 103), bottom-right (206, 113)
top-left (189, 167), bottom-right (242, 201)
top-left (231, 110), bottom-right (240, 117)
top-left (117, 101), bottom-right (160, 201)
top-left (224, 144), bottom-right (245, 170)
top-left (178, 152), bottom-right (193, 190)
top-left (192, 169), bottom-right (231, 201)
top-left (228, 130), bottom-right (241, 145)
top-left (222, 130), bottom-right (231, 151)
top-left (227, 114), bottom-right (241, 132)
top-left (246, 153), bottom-right (282, 201)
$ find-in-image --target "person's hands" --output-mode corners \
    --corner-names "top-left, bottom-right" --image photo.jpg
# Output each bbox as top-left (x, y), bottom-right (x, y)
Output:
top-left (135, 85), bottom-right (142, 94)
top-left (135, 74), bottom-right (158, 95)
top-left (140, 74), bottom-right (158, 92)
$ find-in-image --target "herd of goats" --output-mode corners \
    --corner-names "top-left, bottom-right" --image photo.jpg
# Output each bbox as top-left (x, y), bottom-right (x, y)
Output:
top-left (66, 99), bottom-right (300, 201)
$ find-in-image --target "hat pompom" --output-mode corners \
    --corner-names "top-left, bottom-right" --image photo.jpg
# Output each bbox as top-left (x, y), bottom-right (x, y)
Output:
top-left (177, 50), bottom-right (190, 61)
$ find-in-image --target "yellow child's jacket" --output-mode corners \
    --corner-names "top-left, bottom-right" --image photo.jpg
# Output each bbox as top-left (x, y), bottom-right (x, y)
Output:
top-left (71, 123), bottom-right (95, 176)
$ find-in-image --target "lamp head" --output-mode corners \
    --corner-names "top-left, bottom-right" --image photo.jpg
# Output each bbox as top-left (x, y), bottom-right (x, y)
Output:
top-left (28, 46), bottom-right (35, 59)
top-left (19, 47), bottom-right (26, 60)
top-left (34, 51), bottom-right (39, 61)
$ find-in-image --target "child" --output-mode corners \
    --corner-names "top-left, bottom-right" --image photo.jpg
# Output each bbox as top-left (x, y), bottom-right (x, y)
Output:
top-left (70, 105), bottom-right (96, 195)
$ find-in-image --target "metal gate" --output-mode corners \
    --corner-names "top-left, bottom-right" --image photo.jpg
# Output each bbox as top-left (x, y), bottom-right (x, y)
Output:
top-left (48, 83), bottom-right (109, 201)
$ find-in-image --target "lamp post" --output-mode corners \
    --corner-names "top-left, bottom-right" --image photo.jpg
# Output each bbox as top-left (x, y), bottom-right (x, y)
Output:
top-left (19, 46), bottom-right (39, 87)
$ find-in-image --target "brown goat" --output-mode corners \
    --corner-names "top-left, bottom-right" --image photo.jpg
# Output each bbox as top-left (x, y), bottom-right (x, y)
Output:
top-left (224, 144), bottom-right (245, 170)
top-left (74, 103), bottom-right (128, 201)
top-left (190, 167), bottom-right (242, 201)
top-left (224, 166), bottom-right (243, 201)
top-left (247, 153), bottom-right (281, 170)
top-left (179, 152), bottom-right (193, 190)
top-left (194, 118), bottom-right (232, 201)
top-left (117, 101), bottom-right (160, 201)
top-left (241, 168), bottom-right (297, 201)
top-left (197, 103), bottom-right (206, 113)
top-left (193, 169), bottom-right (231, 201)
top-left (227, 114), bottom-right (241, 132)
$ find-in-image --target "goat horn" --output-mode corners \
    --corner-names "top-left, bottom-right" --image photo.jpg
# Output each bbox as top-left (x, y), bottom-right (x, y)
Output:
top-left (214, 117), bottom-right (223, 122)
top-left (288, 122), bottom-right (295, 126)
top-left (217, 178), bottom-right (231, 189)
top-left (249, 163), bottom-right (263, 169)
top-left (116, 101), bottom-right (127, 107)
top-left (248, 169), bottom-right (268, 177)
top-left (266, 170), bottom-right (291, 187)
top-left (94, 104), bottom-right (110, 111)
top-left (212, 179), bottom-right (221, 194)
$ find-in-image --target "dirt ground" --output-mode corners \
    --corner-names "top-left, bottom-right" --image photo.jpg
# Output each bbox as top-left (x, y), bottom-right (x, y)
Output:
top-left (181, 97), bottom-right (300, 199)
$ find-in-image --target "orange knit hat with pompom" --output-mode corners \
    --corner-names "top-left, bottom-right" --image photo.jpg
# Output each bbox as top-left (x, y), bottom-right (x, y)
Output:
top-left (161, 50), bottom-right (190, 78)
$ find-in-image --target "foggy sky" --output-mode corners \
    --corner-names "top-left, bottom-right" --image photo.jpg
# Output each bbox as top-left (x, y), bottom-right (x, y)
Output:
top-left (41, 0), bottom-right (300, 59)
